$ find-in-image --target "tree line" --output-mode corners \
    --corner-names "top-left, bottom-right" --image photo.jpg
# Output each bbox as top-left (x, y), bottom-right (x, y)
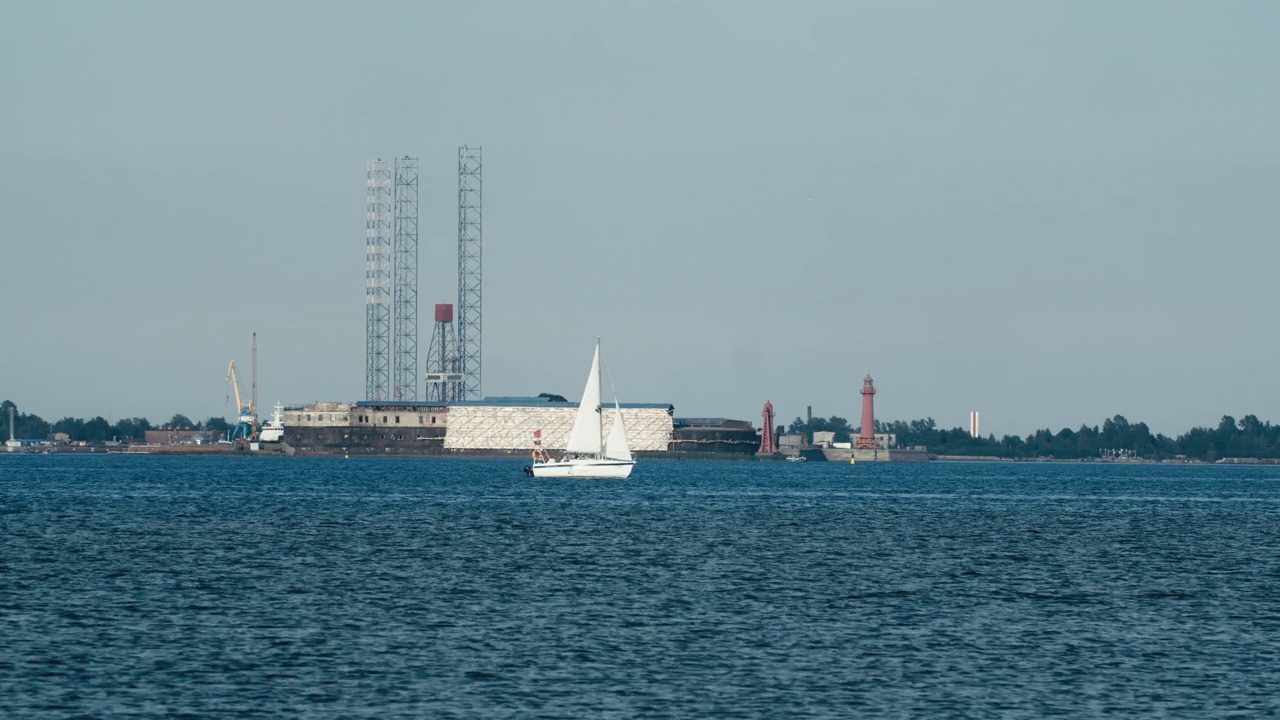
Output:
top-left (785, 413), bottom-right (1280, 462)
top-left (1, 400), bottom-right (232, 444)
top-left (7, 397), bottom-right (1279, 460)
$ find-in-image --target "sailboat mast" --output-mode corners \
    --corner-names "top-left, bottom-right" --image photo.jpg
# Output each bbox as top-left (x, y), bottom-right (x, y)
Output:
top-left (596, 338), bottom-right (603, 459)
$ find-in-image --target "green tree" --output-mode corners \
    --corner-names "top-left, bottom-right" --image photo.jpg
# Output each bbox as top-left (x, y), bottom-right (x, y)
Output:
top-left (788, 415), bottom-right (853, 444)
top-left (83, 417), bottom-right (113, 443)
top-left (53, 417), bottom-right (86, 441)
top-left (789, 417), bottom-right (806, 437)
top-left (112, 417), bottom-right (151, 440)
top-left (203, 416), bottom-right (232, 434)
top-left (869, 412), bottom-right (1280, 461)
top-left (1177, 426), bottom-right (1213, 460)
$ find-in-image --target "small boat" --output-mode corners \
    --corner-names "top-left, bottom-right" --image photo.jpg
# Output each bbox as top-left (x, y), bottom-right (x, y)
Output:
top-left (259, 402), bottom-right (285, 443)
top-left (527, 339), bottom-right (635, 479)
top-left (785, 454), bottom-right (807, 462)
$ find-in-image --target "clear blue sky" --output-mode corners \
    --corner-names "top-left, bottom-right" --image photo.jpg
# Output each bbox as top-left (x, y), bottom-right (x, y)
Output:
top-left (2, 1), bottom-right (1278, 437)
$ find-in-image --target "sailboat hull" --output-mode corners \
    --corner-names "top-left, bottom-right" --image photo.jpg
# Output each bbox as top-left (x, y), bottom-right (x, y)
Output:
top-left (530, 459), bottom-right (635, 479)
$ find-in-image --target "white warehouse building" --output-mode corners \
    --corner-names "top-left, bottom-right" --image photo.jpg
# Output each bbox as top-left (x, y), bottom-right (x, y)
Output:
top-left (444, 399), bottom-right (674, 451)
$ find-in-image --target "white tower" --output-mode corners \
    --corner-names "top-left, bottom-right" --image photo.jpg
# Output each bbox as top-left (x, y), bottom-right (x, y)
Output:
top-left (6, 405), bottom-right (18, 451)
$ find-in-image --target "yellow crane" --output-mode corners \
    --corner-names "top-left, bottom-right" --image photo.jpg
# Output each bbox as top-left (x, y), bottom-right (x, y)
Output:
top-left (226, 360), bottom-right (251, 417)
top-left (225, 333), bottom-right (259, 441)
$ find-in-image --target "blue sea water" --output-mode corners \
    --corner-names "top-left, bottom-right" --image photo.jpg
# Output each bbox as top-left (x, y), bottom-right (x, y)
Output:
top-left (2, 456), bottom-right (1279, 718)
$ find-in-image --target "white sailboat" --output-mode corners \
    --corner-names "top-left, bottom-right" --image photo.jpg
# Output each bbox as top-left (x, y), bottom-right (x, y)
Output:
top-left (529, 339), bottom-right (635, 479)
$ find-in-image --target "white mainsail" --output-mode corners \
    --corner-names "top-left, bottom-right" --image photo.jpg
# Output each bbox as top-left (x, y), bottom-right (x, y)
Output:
top-left (603, 401), bottom-right (632, 461)
top-left (564, 342), bottom-right (603, 454)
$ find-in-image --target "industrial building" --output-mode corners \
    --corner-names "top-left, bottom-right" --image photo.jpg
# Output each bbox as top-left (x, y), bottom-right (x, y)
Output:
top-left (669, 418), bottom-right (761, 455)
top-left (282, 397), bottom-right (674, 455)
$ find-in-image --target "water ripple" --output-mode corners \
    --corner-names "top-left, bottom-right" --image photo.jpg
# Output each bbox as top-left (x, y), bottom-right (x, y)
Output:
top-left (2, 456), bottom-right (1279, 717)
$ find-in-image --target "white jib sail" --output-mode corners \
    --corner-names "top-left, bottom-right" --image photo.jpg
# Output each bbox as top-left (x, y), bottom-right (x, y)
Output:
top-left (564, 342), bottom-right (603, 454)
top-left (604, 401), bottom-right (632, 461)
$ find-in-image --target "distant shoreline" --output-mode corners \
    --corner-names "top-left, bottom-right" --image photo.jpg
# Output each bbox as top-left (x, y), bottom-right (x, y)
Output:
top-left (8, 445), bottom-right (1280, 465)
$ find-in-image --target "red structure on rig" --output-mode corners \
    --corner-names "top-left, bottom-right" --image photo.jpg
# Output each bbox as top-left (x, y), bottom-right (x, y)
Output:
top-left (759, 400), bottom-right (776, 454)
top-left (424, 303), bottom-right (463, 402)
top-left (856, 374), bottom-right (878, 449)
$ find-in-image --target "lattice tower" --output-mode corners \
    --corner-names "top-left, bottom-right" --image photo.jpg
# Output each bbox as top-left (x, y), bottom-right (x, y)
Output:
top-left (365, 159), bottom-right (393, 401)
top-left (392, 157), bottom-right (419, 401)
top-left (457, 146), bottom-right (483, 400)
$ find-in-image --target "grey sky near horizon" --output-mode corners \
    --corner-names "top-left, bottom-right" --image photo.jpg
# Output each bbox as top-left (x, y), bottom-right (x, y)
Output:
top-left (2, 1), bottom-right (1278, 438)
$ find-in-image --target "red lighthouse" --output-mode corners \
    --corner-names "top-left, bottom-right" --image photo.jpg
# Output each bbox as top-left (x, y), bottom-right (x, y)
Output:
top-left (856, 374), bottom-right (878, 449)
top-left (759, 400), bottom-right (776, 454)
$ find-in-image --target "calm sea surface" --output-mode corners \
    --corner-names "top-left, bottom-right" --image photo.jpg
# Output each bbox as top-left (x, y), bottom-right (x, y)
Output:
top-left (2, 456), bottom-right (1279, 718)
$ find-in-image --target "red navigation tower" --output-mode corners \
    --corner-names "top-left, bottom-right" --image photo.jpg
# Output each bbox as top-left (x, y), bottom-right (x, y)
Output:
top-left (856, 374), bottom-right (878, 449)
top-left (759, 400), bottom-right (776, 454)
